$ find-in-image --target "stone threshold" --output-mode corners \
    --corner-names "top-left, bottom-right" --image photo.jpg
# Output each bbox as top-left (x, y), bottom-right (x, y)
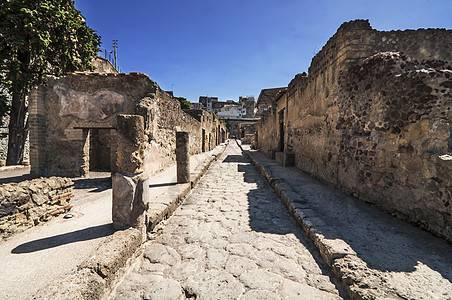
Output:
top-left (33, 142), bottom-right (228, 300)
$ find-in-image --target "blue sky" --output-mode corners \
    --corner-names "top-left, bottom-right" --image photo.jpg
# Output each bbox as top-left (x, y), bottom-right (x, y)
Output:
top-left (75, 0), bottom-right (452, 103)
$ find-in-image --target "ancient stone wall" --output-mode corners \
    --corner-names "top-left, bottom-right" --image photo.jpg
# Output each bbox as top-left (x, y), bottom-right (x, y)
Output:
top-left (257, 110), bottom-right (278, 154)
top-left (92, 56), bottom-right (119, 74)
top-left (29, 72), bottom-right (218, 177)
top-left (239, 122), bottom-right (257, 145)
top-left (184, 109), bottom-right (225, 152)
top-left (136, 90), bottom-right (203, 176)
top-left (0, 177), bottom-right (73, 239)
top-left (257, 20), bottom-right (452, 241)
top-left (257, 90), bottom-right (288, 153)
top-left (332, 53), bottom-right (452, 240)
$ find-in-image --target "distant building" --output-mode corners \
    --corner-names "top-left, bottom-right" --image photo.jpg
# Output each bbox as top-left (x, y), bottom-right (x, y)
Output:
top-left (199, 96), bottom-right (219, 111)
top-left (194, 95), bottom-right (256, 119)
top-left (191, 102), bottom-right (203, 110)
top-left (217, 104), bottom-right (241, 118)
top-left (92, 56), bottom-right (118, 74)
top-left (239, 96), bottom-right (256, 118)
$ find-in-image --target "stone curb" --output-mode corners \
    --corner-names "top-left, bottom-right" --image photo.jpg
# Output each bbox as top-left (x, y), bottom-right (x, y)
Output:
top-left (33, 143), bottom-right (228, 300)
top-left (238, 142), bottom-right (390, 300)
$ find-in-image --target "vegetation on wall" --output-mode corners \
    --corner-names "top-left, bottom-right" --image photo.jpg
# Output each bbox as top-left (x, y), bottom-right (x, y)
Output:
top-left (176, 97), bottom-right (192, 110)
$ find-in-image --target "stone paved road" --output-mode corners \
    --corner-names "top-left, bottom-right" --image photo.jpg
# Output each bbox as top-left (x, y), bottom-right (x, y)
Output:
top-left (110, 142), bottom-right (345, 300)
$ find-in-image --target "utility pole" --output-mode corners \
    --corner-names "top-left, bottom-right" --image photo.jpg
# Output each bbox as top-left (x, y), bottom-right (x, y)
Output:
top-left (112, 40), bottom-right (118, 70)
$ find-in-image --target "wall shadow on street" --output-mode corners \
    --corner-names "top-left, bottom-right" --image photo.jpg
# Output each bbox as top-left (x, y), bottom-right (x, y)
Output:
top-left (221, 154), bottom-right (340, 286)
top-left (11, 223), bottom-right (114, 254)
top-left (73, 177), bottom-right (111, 192)
top-left (0, 174), bottom-right (37, 184)
top-left (235, 151), bottom-right (452, 283)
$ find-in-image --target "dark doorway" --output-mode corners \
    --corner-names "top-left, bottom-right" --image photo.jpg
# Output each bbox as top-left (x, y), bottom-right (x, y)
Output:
top-left (202, 129), bottom-right (206, 152)
top-left (278, 109), bottom-right (285, 152)
top-left (89, 129), bottom-right (112, 171)
top-left (209, 133), bottom-right (212, 151)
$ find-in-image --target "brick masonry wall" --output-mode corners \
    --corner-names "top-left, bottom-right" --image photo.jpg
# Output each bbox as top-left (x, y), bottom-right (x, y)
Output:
top-left (257, 20), bottom-right (452, 241)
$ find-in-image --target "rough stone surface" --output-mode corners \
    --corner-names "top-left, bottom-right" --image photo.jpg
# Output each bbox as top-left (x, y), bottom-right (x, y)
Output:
top-left (112, 172), bottom-right (149, 235)
top-left (110, 142), bottom-right (343, 299)
top-left (257, 20), bottom-right (452, 241)
top-left (29, 73), bottom-right (226, 177)
top-left (0, 176), bottom-right (73, 239)
top-left (116, 114), bottom-right (146, 175)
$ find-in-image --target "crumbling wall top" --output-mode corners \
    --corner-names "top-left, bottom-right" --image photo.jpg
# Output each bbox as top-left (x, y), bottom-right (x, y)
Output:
top-left (307, 19), bottom-right (452, 82)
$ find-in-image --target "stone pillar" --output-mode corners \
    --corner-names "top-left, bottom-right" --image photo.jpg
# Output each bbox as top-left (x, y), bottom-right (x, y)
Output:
top-left (115, 114), bottom-right (145, 175)
top-left (112, 172), bottom-right (149, 232)
top-left (112, 114), bottom-right (148, 241)
top-left (176, 131), bottom-right (190, 183)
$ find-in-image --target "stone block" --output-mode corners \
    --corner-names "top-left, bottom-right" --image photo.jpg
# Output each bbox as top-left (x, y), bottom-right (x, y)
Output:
top-left (112, 172), bottom-right (149, 239)
top-left (275, 152), bottom-right (295, 167)
top-left (267, 150), bottom-right (276, 160)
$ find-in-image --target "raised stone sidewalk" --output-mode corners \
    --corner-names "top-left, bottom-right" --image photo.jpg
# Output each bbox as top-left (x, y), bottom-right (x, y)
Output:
top-left (240, 143), bottom-right (452, 300)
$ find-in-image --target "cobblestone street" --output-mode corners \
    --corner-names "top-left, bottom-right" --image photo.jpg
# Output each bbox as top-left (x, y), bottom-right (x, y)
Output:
top-left (111, 142), bottom-right (344, 299)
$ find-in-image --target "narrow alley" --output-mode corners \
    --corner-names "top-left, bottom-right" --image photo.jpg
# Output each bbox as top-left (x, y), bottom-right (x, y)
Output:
top-left (110, 142), bottom-right (344, 299)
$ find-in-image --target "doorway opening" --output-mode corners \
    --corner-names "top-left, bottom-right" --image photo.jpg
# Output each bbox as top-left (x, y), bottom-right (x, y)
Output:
top-left (89, 129), bottom-right (112, 171)
top-left (202, 129), bottom-right (206, 152)
top-left (278, 109), bottom-right (285, 152)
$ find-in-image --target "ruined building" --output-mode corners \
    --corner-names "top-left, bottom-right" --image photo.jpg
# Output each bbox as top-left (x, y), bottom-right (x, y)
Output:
top-left (256, 87), bottom-right (287, 117)
top-left (29, 72), bottom-right (226, 178)
top-left (257, 20), bottom-right (452, 241)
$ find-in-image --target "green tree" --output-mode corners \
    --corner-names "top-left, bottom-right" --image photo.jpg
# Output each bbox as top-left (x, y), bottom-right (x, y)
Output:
top-left (176, 97), bottom-right (192, 110)
top-left (0, 0), bottom-right (101, 165)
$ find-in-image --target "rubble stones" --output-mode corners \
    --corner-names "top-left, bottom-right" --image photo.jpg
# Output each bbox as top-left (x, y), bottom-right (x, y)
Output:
top-left (0, 177), bottom-right (73, 239)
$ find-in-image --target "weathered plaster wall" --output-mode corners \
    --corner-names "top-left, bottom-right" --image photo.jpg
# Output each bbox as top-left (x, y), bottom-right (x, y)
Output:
top-left (30, 73), bottom-right (148, 177)
top-left (30, 72), bottom-right (221, 177)
top-left (257, 20), bottom-right (452, 241)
